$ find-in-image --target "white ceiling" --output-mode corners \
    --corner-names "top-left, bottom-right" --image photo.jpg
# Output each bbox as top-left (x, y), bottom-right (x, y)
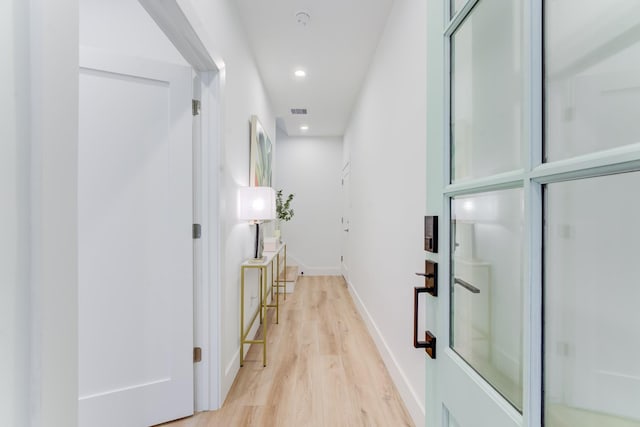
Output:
top-left (234, 0), bottom-right (396, 137)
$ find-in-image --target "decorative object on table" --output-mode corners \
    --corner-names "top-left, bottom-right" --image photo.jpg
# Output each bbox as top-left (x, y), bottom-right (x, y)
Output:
top-left (250, 115), bottom-right (273, 187)
top-left (275, 190), bottom-right (295, 240)
top-left (263, 237), bottom-right (278, 252)
top-left (239, 186), bottom-right (276, 260)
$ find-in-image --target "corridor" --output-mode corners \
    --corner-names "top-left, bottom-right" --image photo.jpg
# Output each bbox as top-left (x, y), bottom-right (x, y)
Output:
top-left (162, 276), bottom-right (414, 427)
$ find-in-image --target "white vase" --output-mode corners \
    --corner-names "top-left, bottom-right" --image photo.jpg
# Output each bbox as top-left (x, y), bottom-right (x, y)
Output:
top-left (273, 220), bottom-right (282, 241)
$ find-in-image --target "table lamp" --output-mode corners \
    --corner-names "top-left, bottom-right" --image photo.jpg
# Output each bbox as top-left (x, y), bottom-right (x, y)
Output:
top-left (239, 186), bottom-right (276, 260)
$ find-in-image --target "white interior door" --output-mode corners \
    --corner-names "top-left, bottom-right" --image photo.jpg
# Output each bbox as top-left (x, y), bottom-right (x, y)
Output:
top-left (341, 163), bottom-right (351, 281)
top-left (78, 48), bottom-right (193, 427)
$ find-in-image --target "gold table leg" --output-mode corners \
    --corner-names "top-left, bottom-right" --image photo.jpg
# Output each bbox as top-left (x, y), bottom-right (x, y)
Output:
top-left (262, 265), bottom-right (267, 367)
top-left (240, 266), bottom-right (245, 367)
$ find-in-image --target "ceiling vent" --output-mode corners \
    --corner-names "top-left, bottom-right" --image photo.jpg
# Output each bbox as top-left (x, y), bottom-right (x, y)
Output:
top-left (290, 108), bottom-right (308, 115)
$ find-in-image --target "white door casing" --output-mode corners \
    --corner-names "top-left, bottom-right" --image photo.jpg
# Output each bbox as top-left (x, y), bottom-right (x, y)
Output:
top-left (78, 47), bottom-right (193, 426)
top-left (139, 0), bottom-right (226, 410)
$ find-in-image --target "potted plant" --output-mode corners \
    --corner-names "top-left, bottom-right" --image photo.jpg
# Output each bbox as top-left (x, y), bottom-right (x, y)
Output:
top-left (275, 189), bottom-right (294, 240)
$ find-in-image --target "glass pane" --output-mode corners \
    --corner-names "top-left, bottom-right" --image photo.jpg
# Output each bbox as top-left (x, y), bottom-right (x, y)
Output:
top-left (451, 0), bottom-right (524, 183)
top-left (545, 0), bottom-right (640, 161)
top-left (545, 173), bottom-right (640, 427)
top-left (450, 188), bottom-right (524, 411)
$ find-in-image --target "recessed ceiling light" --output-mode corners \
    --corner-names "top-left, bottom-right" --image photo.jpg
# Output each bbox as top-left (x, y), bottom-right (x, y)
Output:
top-left (294, 69), bottom-right (306, 78)
top-left (300, 125), bottom-right (309, 131)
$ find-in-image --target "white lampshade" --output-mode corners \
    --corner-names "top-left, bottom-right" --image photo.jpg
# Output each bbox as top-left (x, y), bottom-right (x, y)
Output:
top-left (238, 186), bottom-right (276, 221)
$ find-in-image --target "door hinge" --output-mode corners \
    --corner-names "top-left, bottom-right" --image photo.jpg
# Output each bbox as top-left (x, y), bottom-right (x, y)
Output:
top-left (193, 223), bottom-right (202, 239)
top-left (194, 347), bottom-right (202, 363)
top-left (192, 99), bottom-right (201, 116)
top-left (341, 255), bottom-right (343, 262)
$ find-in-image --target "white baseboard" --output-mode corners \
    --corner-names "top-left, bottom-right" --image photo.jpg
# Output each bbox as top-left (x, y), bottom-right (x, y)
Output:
top-left (301, 267), bottom-right (341, 276)
top-left (222, 350), bottom-right (239, 404)
top-left (346, 278), bottom-right (425, 427)
top-left (222, 310), bottom-right (262, 404)
top-left (286, 254), bottom-right (340, 276)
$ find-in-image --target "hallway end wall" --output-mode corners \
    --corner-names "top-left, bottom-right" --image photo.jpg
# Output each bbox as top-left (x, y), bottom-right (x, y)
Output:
top-left (274, 130), bottom-right (343, 276)
top-left (342, 0), bottom-right (428, 424)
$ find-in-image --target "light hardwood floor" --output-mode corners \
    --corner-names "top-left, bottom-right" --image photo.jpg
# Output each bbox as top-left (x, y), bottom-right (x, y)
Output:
top-left (161, 275), bottom-right (414, 427)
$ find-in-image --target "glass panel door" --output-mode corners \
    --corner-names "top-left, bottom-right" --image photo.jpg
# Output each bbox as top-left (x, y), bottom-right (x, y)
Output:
top-left (429, 0), bottom-right (640, 426)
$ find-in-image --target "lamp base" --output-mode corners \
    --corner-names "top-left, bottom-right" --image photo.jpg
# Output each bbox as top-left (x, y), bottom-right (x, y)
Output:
top-left (253, 222), bottom-right (264, 259)
top-left (247, 257), bottom-right (266, 264)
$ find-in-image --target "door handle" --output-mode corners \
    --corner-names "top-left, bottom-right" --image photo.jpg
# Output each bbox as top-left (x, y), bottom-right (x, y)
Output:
top-left (454, 277), bottom-right (480, 293)
top-left (415, 273), bottom-right (433, 278)
top-left (413, 286), bottom-right (436, 359)
top-left (415, 260), bottom-right (437, 296)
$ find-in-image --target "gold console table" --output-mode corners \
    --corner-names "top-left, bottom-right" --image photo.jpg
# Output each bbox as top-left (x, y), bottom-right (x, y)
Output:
top-left (240, 242), bottom-right (287, 367)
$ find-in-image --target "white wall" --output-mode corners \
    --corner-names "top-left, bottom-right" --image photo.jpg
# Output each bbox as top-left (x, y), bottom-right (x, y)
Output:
top-left (177, 0), bottom-right (276, 400)
top-left (274, 130), bottom-right (343, 275)
top-left (80, 0), bottom-right (188, 66)
top-left (1, 0), bottom-right (31, 425)
top-left (342, 0), bottom-right (427, 424)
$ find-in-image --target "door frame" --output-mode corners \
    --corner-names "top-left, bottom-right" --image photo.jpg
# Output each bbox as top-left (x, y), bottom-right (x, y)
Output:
top-left (139, 0), bottom-right (224, 411)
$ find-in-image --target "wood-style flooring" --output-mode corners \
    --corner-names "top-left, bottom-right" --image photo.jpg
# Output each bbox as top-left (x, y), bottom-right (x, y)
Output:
top-left (161, 275), bottom-right (414, 427)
